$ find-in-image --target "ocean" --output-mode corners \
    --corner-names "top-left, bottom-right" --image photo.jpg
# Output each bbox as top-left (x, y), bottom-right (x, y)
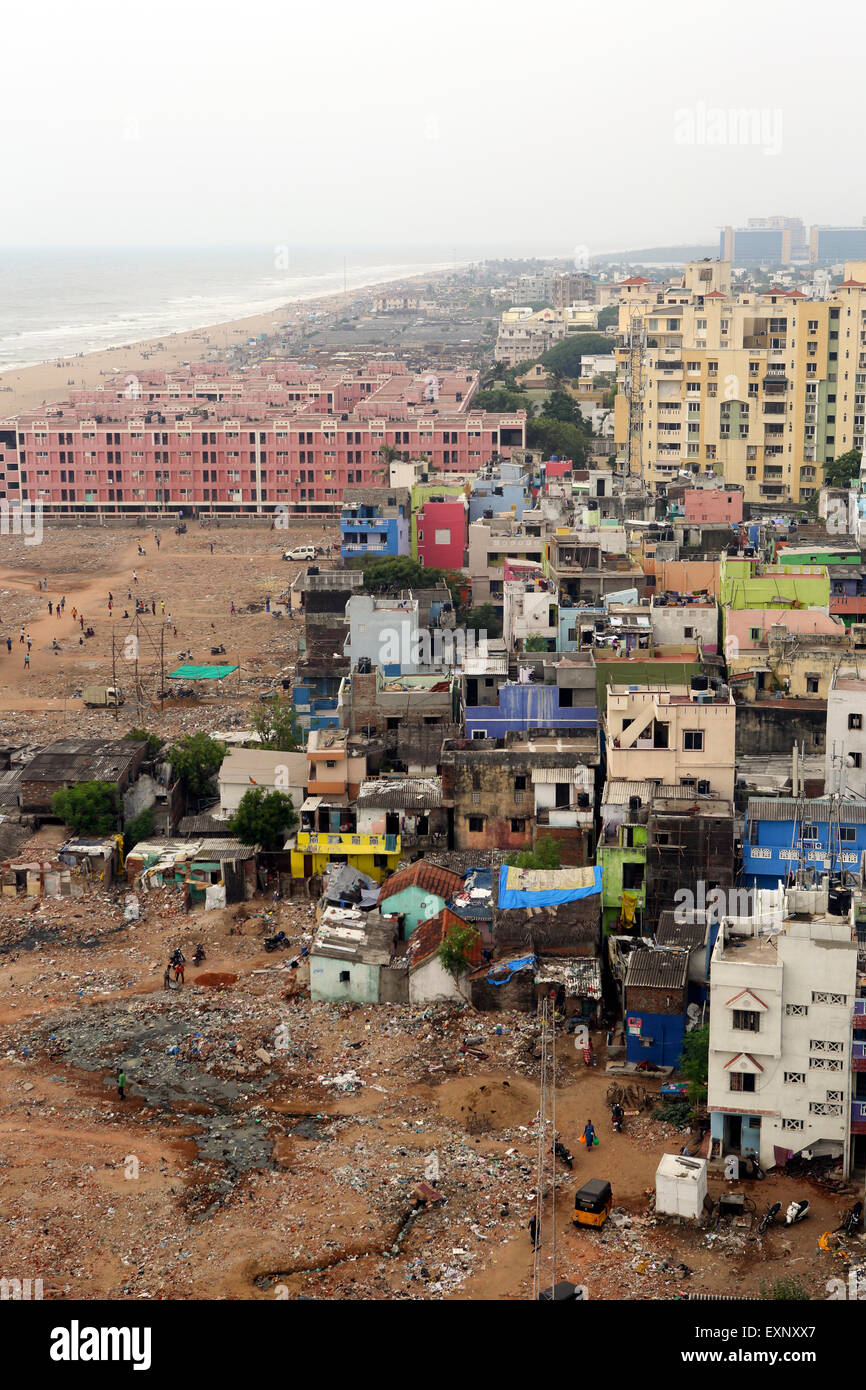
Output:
top-left (0, 245), bottom-right (455, 371)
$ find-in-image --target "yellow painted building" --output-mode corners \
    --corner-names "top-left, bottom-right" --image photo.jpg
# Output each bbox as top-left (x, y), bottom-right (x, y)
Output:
top-left (289, 829), bottom-right (402, 883)
top-left (615, 259), bottom-right (866, 505)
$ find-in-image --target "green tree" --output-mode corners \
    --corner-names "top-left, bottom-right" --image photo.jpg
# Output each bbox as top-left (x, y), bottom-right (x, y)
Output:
top-left (168, 733), bottom-right (226, 800)
top-left (596, 305), bottom-right (618, 331)
top-left (526, 417), bottom-right (589, 465)
top-left (543, 388), bottom-right (580, 424)
top-left (538, 334), bottom-right (615, 377)
top-left (523, 634), bottom-right (549, 651)
top-left (375, 443), bottom-right (401, 482)
top-left (463, 603), bottom-right (503, 639)
top-left (124, 806), bottom-right (154, 848)
top-left (438, 922), bottom-right (480, 997)
top-left (250, 698), bottom-right (304, 751)
top-left (680, 1024), bottom-right (710, 1104)
top-left (823, 448), bottom-right (862, 487)
top-left (227, 787), bottom-right (297, 850)
top-left (505, 836), bottom-right (562, 870)
top-left (51, 781), bottom-right (120, 835)
top-left (123, 728), bottom-right (163, 759)
top-left (472, 387), bottom-right (534, 413)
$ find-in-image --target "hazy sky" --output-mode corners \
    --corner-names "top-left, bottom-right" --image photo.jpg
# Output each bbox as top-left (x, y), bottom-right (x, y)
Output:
top-left (2, 0), bottom-right (861, 254)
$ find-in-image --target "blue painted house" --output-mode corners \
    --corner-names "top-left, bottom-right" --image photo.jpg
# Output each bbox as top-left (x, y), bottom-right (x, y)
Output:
top-left (468, 461), bottom-right (532, 524)
top-left (624, 948), bottom-right (690, 1068)
top-left (742, 797), bottom-right (866, 891)
top-left (340, 487), bottom-right (410, 560)
top-left (464, 680), bottom-right (596, 740)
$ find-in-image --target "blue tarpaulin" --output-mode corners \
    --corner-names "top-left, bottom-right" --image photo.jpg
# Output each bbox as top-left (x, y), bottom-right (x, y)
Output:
top-left (488, 954), bottom-right (536, 985)
top-left (497, 864), bottom-right (603, 909)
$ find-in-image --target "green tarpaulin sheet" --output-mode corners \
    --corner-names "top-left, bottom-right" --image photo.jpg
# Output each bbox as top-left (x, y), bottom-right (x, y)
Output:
top-left (166, 664), bottom-right (239, 680)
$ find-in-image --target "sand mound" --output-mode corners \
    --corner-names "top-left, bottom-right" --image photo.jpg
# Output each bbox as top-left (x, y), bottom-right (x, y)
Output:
top-left (434, 1074), bottom-right (537, 1134)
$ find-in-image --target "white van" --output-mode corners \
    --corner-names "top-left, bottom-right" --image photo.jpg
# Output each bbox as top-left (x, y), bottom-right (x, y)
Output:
top-left (282, 545), bottom-right (318, 561)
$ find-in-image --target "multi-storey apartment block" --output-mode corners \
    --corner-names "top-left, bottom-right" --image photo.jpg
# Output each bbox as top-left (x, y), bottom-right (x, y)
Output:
top-left (2, 361), bottom-right (525, 515)
top-left (614, 259), bottom-right (866, 506)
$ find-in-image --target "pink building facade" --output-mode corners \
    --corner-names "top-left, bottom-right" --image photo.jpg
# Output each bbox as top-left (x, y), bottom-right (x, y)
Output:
top-left (2, 363), bottom-right (526, 515)
top-left (683, 488), bottom-right (744, 524)
top-left (416, 497), bottom-right (467, 570)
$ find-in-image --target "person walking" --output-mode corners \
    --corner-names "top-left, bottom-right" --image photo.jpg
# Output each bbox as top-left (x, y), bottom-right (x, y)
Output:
top-left (160, 600), bottom-right (165, 615)
top-left (48, 599), bottom-right (53, 615)
top-left (230, 601), bottom-right (235, 615)
top-left (174, 960), bottom-right (184, 985)
top-left (79, 615), bottom-right (84, 630)
top-left (72, 606), bottom-right (77, 621)
top-left (583, 1119), bottom-right (596, 1151)
top-left (151, 600), bottom-right (156, 616)
top-left (117, 1069), bottom-right (127, 1100)
top-left (19, 626), bottom-right (24, 643)
top-left (6, 637), bottom-right (11, 654)
top-left (133, 570), bottom-right (138, 584)
top-left (24, 651), bottom-right (30, 669)
top-left (26, 634), bottom-right (32, 652)
top-left (529, 1215), bottom-right (539, 1250)
top-left (209, 541), bottom-right (214, 554)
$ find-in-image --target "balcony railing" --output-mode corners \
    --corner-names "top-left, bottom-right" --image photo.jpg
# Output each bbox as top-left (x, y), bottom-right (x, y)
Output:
top-left (296, 830), bottom-right (400, 853)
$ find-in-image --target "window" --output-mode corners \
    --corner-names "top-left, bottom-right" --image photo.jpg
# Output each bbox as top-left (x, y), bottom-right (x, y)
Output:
top-left (750, 627), bottom-right (761, 641)
top-left (784, 1071), bottom-right (806, 1084)
top-left (849, 713), bottom-right (862, 730)
top-left (468, 816), bottom-right (485, 833)
top-left (733, 1009), bottom-right (760, 1032)
top-left (785, 1004), bottom-right (808, 1017)
top-left (514, 775), bottom-right (526, 791)
top-left (812, 991), bottom-right (848, 1005)
top-left (510, 818), bottom-right (526, 833)
top-left (730, 1072), bottom-right (755, 1092)
top-left (806, 675), bottom-right (820, 694)
top-left (623, 862), bottom-right (644, 890)
top-left (434, 528), bottom-right (451, 545)
top-left (683, 729), bottom-right (703, 751)
top-left (802, 824), bottom-right (818, 840)
top-left (852, 752), bottom-right (863, 769)
top-left (840, 826), bottom-right (856, 842)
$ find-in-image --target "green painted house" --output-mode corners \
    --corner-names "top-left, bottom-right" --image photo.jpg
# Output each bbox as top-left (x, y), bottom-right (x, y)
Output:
top-left (597, 781), bottom-right (649, 932)
top-left (377, 860), bottom-right (466, 938)
top-left (719, 555), bottom-right (830, 611)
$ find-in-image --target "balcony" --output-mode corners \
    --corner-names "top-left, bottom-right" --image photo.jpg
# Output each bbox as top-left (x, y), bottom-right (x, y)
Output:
top-left (296, 830), bottom-right (400, 854)
top-left (853, 1041), bottom-right (866, 1070)
top-left (851, 1100), bottom-right (866, 1135)
top-left (854, 1000), bottom-right (866, 1030)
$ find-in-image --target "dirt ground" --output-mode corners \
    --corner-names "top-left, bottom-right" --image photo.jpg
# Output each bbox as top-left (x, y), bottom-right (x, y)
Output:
top-left (0, 525), bottom-right (862, 1302)
top-left (0, 521), bottom-right (337, 741)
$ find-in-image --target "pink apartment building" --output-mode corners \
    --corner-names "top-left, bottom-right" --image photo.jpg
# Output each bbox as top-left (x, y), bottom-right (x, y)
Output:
top-left (683, 488), bottom-right (744, 524)
top-left (1, 362), bottom-right (526, 515)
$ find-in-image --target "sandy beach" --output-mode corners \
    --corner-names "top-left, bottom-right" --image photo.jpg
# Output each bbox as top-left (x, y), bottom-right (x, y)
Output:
top-left (0, 268), bottom-right (441, 418)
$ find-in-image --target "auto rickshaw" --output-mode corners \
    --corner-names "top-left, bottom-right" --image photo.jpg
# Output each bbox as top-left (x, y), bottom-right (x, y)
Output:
top-left (572, 1178), bottom-right (612, 1229)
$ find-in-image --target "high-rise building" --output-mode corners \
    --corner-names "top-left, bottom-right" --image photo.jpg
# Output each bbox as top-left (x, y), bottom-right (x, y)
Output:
top-left (720, 217), bottom-right (807, 266)
top-left (614, 259), bottom-right (866, 505)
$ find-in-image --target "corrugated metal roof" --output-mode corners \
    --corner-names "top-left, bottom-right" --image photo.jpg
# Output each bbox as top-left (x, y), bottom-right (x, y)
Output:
top-left (535, 956), bottom-right (602, 996)
top-left (655, 911), bottom-right (709, 950)
top-left (531, 767), bottom-right (591, 784)
top-left (625, 947), bottom-right (690, 991)
top-left (356, 777), bottom-right (443, 809)
top-left (748, 798), bottom-right (866, 823)
top-left (191, 838), bottom-right (258, 858)
top-left (601, 780), bottom-right (658, 805)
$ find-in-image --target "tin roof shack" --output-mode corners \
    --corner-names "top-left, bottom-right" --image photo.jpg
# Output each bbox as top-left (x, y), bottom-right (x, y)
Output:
top-left (655, 909), bottom-right (712, 998)
top-left (448, 866), bottom-right (495, 945)
top-left (645, 790), bottom-right (736, 932)
top-left (19, 738), bottom-right (147, 817)
top-left (624, 948), bottom-right (690, 1069)
top-left (492, 865), bottom-right (602, 957)
top-left (441, 729), bottom-right (600, 857)
top-left (125, 837), bottom-right (258, 906)
top-left (310, 908), bottom-right (400, 1005)
top-left (406, 908), bottom-right (482, 1004)
top-left (470, 953), bottom-right (538, 1012)
top-left (378, 860), bottom-right (465, 938)
top-left (535, 955), bottom-right (603, 1024)
top-left (355, 777), bottom-right (448, 854)
top-left (58, 834), bottom-right (121, 888)
top-left (1, 857), bottom-right (75, 900)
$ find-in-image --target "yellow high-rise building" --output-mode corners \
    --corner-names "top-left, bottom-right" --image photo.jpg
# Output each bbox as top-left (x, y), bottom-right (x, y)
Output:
top-left (614, 260), bottom-right (866, 505)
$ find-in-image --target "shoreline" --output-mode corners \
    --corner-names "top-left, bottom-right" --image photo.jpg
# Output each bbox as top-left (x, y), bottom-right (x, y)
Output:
top-left (0, 263), bottom-right (457, 418)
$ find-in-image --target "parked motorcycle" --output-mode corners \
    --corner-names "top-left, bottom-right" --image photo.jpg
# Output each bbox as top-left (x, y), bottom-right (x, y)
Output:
top-left (786, 1199), bottom-right (810, 1226)
top-left (552, 1139), bottom-right (573, 1169)
top-left (265, 931), bottom-right (290, 952)
top-left (611, 1103), bottom-right (624, 1134)
top-left (193, 944), bottom-right (206, 966)
top-left (843, 1200), bottom-right (864, 1237)
top-left (757, 1201), bottom-right (781, 1234)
